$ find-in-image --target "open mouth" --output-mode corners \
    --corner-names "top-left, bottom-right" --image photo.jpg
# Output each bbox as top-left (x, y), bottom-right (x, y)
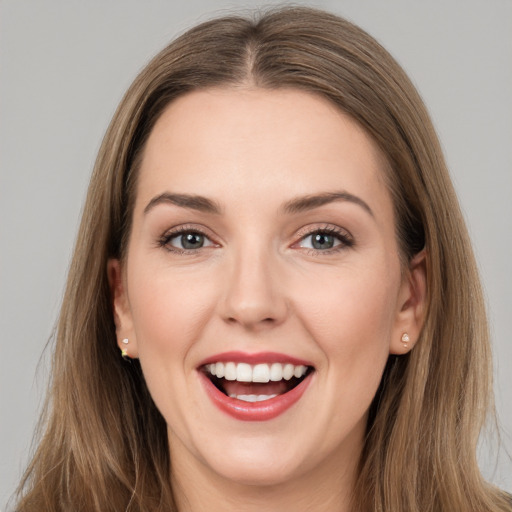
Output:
top-left (201, 362), bottom-right (314, 403)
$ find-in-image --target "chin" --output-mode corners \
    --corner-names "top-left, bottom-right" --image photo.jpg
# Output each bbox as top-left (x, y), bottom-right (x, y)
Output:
top-left (205, 451), bottom-right (307, 487)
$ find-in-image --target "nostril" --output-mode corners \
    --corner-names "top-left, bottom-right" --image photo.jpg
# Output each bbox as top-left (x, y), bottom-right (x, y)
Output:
top-left (224, 315), bottom-right (277, 327)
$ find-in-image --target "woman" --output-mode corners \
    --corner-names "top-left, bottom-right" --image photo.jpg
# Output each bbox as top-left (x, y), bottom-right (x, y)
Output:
top-left (15, 6), bottom-right (511, 512)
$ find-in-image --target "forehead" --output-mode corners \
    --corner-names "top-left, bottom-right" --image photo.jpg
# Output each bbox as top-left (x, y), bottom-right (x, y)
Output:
top-left (136, 87), bottom-right (393, 220)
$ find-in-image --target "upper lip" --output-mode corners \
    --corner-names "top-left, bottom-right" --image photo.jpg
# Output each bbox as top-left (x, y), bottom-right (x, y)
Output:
top-left (197, 351), bottom-right (313, 368)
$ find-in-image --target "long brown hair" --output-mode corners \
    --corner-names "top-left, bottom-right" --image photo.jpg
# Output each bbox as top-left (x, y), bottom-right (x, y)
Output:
top-left (16, 7), bottom-right (511, 511)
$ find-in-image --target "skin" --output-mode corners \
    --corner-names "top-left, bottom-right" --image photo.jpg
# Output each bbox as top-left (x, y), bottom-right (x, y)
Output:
top-left (110, 88), bottom-right (426, 512)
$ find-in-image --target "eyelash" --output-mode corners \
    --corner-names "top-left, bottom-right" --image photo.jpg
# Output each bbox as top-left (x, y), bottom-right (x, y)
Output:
top-left (157, 225), bottom-right (215, 254)
top-left (157, 225), bottom-right (354, 255)
top-left (295, 225), bottom-right (354, 255)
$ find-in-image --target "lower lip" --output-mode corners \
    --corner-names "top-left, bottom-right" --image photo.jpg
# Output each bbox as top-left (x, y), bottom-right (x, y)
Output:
top-left (199, 371), bottom-right (313, 421)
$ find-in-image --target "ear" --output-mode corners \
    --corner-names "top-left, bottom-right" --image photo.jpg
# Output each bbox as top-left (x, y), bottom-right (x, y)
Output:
top-left (389, 250), bottom-right (427, 355)
top-left (107, 259), bottom-right (139, 359)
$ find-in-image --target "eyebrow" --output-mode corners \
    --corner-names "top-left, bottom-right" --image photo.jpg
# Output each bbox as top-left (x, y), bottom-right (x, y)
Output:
top-left (144, 192), bottom-right (222, 215)
top-left (282, 191), bottom-right (374, 217)
top-left (144, 190), bottom-right (373, 217)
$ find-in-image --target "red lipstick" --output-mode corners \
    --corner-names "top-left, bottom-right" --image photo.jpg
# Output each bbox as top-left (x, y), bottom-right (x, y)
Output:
top-left (199, 351), bottom-right (311, 367)
top-left (198, 352), bottom-right (314, 421)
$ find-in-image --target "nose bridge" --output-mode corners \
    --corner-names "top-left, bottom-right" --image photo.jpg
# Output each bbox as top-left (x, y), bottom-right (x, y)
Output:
top-left (221, 237), bottom-right (287, 329)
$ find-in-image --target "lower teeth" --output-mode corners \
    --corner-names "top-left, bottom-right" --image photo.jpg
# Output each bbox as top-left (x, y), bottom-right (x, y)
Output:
top-left (229, 394), bottom-right (278, 402)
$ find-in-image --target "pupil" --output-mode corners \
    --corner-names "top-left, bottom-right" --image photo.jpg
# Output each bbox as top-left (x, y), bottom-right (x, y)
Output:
top-left (312, 233), bottom-right (334, 250)
top-left (182, 233), bottom-right (203, 249)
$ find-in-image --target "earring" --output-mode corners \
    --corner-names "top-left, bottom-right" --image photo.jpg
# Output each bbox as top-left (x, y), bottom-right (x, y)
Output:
top-left (401, 333), bottom-right (410, 347)
top-left (121, 338), bottom-right (130, 360)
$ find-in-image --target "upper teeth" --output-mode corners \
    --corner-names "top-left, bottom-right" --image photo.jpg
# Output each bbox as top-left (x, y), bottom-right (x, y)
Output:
top-left (205, 362), bottom-right (308, 383)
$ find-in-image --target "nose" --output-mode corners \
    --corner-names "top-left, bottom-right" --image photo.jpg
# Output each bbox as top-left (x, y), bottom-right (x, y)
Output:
top-left (220, 244), bottom-right (288, 330)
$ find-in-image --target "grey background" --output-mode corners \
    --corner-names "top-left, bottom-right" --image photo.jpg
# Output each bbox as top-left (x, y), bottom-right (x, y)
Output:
top-left (1, 0), bottom-right (511, 508)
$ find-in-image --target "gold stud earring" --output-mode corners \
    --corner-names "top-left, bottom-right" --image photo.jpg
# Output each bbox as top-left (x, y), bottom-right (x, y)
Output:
top-left (121, 338), bottom-right (130, 359)
top-left (401, 333), bottom-right (410, 347)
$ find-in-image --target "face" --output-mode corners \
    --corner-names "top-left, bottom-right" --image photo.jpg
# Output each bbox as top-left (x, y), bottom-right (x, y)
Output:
top-left (111, 88), bottom-right (425, 490)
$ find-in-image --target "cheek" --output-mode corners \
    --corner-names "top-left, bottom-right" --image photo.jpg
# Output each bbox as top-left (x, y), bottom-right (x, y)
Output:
top-left (293, 259), bottom-right (400, 395)
top-left (125, 260), bottom-right (224, 435)
top-left (296, 261), bottom-right (399, 344)
top-left (129, 259), bottom-right (213, 345)
top-left (126, 258), bottom-right (219, 399)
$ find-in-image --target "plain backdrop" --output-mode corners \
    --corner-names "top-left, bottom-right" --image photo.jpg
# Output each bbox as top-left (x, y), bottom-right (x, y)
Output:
top-left (1, 0), bottom-right (511, 508)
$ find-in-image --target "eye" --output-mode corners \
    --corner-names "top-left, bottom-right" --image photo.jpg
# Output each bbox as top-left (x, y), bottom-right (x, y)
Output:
top-left (159, 228), bottom-right (216, 252)
top-left (297, 228), bottom-right (353, 252)
top-left (172, 232), bottom-right (210, 250)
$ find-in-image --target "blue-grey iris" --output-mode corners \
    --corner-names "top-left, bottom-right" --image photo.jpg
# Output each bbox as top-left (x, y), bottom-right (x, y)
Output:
top-left (312, 233), bottom-right (335, 250)
top-left (181, 233), bottom-right (204, 249)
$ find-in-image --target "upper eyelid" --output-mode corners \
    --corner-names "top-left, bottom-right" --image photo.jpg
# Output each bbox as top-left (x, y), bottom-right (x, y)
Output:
top-left (294, 223), bottom-right (353, 239)
top-left (162, 223), bottom-right (215, 238)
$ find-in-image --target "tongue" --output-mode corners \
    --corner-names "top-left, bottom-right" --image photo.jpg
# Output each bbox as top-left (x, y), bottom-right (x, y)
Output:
top-left (222, 380), bottom-right (291, 397)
